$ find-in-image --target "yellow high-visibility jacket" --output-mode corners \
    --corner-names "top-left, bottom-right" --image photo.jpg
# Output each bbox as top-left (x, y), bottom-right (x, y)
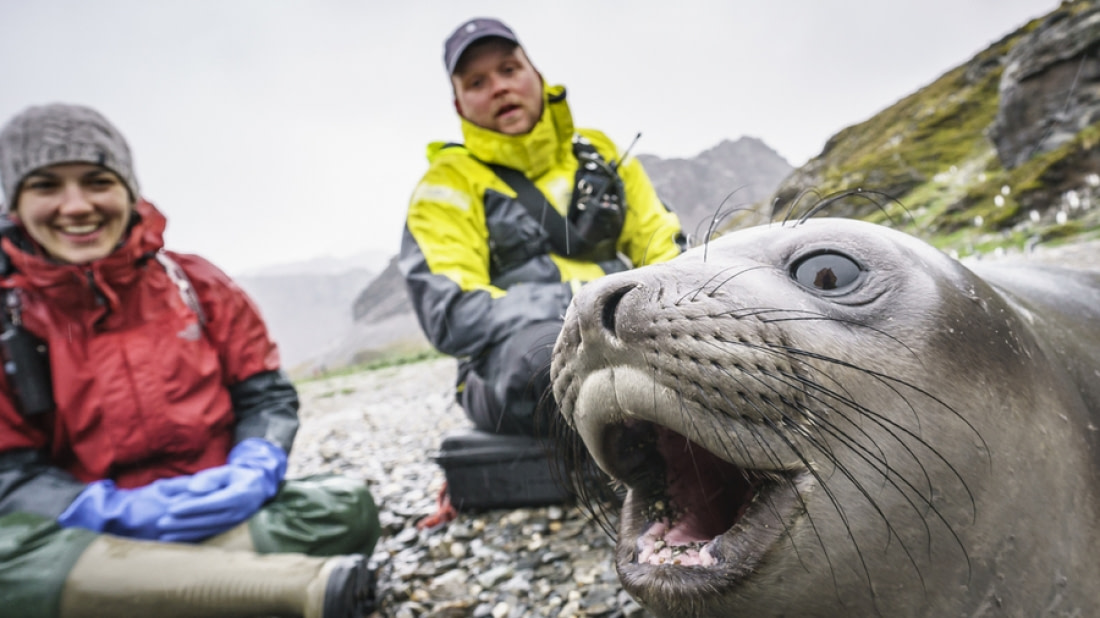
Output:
top-left (399, 83), bottom-right (683, 366)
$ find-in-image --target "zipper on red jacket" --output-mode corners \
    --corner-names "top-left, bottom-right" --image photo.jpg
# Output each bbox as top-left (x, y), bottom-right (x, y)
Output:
top-left (84, 268), bottom-right (108, 308)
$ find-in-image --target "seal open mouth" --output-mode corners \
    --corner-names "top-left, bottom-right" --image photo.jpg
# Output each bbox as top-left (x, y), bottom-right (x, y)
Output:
top-left (601, 418), bottom-right (810, 583)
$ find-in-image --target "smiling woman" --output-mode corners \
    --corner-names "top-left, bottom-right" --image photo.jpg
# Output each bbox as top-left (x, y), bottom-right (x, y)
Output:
top-left (0, 103), bottom-right (381, 618)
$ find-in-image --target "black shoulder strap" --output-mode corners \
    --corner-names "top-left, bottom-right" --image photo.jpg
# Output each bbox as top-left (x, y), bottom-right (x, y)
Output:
top-left (483, 162), bottom-right (593, 258)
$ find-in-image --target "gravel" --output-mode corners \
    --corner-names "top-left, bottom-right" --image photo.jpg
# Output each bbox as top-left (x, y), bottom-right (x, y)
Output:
top-left (289, 358), bottom-right (648, 618)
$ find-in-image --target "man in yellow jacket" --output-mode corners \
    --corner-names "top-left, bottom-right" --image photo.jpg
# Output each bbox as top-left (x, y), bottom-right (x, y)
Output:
top-left (399, 17), bottom-right (685, 437)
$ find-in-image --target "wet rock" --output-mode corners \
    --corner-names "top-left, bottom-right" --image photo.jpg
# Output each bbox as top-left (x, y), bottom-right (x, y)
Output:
top-left (990, 1), bottom-right (1100, 169)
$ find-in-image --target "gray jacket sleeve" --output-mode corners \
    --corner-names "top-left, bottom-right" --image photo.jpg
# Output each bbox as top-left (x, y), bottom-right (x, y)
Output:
top-left (0, 449), bottom-right (86, 519)
top-left (398, 226), bottom-right (572, 359)
top-left (230, 369), bottom-right (300, 453)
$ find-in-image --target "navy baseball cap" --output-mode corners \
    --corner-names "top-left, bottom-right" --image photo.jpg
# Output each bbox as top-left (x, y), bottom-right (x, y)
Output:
top-left (444, 17), bottom-right (520, 75)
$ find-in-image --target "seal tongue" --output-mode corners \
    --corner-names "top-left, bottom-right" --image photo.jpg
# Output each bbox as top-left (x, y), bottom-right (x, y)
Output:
top-left (634, 427), bottom-right (753, 565)
top-left (660, 428), bottom-right (735, 539)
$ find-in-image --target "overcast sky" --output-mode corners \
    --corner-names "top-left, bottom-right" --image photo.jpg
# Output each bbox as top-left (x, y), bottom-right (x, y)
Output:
top-left (0, 0), bottom-right (1057, 275)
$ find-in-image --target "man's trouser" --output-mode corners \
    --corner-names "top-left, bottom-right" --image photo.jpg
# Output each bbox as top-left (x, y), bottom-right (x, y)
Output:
top-left (459, 319), bottom-right (562, 437)
top-left (0, 474), bottom-right (380, 618)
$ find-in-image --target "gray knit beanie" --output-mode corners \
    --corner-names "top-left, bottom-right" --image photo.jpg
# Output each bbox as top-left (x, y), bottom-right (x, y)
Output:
top-left (0, 103), bottom-right (140, 213)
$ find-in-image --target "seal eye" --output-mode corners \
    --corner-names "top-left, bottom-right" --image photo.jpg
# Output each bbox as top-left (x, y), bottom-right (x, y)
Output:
top-left (791, 252), bottom-right (862, 292)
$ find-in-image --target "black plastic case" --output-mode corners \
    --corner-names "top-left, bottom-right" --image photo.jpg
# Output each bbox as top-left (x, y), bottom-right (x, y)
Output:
top-left (434, 429), bottom-right (571, 511)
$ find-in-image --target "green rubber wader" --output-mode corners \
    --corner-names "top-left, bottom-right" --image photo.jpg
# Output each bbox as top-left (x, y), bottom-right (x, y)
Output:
top-left (0, 512), bottom-right (96, 618)
top-left (249, 474), bottom-right (381, 558)
top-left (0, 512), bottom-right (336, 617)
top-left (0, 474), bottom-right (380, 617)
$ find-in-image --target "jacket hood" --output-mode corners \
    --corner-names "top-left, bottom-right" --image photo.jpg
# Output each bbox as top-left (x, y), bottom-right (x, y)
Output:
top-left (455, 82), bottom-right (574, 178)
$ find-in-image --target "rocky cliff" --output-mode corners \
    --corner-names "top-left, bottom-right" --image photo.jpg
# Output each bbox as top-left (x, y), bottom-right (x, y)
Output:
top-left (765, 0), bottom-right (1100, 255)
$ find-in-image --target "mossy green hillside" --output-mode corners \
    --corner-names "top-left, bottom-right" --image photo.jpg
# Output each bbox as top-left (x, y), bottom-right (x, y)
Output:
top-left (769, 8), bottom-right (1098, 257)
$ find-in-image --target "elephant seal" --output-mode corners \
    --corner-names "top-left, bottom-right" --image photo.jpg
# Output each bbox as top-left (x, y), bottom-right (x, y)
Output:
top-left (550, 218), bottom-right (1100, 617)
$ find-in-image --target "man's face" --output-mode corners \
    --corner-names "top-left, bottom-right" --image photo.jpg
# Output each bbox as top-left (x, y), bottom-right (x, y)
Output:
top-left (451, 39), bottom-right (543, 135)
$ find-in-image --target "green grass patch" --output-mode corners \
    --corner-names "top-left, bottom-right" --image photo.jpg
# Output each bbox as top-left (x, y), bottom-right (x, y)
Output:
top-left (296, 347), bottom-right (445, 383)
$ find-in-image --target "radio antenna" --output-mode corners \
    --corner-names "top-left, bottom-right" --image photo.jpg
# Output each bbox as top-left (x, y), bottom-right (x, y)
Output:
top-left (614, 132), bottom-right (642, 171)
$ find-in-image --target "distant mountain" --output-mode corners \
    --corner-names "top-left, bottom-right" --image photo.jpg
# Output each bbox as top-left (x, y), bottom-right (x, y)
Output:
top-left (637, 137), bottom-right (793, 240)
top-left (239, 249), bottom-right (392, 278)
top-left (235, 269), bottom-right (375, 371)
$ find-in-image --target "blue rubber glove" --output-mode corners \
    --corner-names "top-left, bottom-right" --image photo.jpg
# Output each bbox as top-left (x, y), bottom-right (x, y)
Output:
top-left (57, 475), bottom-right (194, 540)
top-left (156, 438), bottom-right (287, 542)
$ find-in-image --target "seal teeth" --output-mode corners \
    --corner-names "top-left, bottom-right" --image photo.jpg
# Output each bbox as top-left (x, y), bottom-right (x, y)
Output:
top-left (636, 520), bottom-right (720, 566)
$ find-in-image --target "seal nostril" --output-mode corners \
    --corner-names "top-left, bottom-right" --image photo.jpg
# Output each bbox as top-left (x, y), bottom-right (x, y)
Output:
top-left (601, 283), bottom-right (638, 336)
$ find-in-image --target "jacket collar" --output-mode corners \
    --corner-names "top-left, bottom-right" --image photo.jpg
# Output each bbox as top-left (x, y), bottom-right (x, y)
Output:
top-left (459, 82), bottom-right (574, 178)
top-left (1, 200), bottom-right (169, 314)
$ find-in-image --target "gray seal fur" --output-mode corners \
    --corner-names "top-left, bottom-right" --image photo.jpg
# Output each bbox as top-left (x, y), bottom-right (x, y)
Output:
top-left (551, 218), bottom-right (1100, 617)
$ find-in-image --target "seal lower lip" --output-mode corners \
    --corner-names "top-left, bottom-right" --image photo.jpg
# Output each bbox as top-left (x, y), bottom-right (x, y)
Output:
top-left (605, 420), bottom-right (805, 569)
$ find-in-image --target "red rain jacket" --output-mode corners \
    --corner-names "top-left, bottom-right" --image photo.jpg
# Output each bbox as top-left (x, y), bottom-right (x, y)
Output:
top-left (0, 201), bottom-right (280, 489)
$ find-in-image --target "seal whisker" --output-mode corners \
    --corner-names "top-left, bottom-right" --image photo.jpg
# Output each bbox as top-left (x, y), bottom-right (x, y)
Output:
top-left (668, 357), bottom-right (881, 607)
top-left (713, 406), bottom-right (846, 599)
top-left (644, 302), bottom-right (975, 553)
top-left (702, 308), bottom-right (919, 368)
top-left (785, 406), bottom-right (972, 597)
top-left (698, 190), bottom-right (755, 249)
top-left (694, 342), bottom-right (942, 553)
top-left (778, 347), bottom-right (986, 513)
top-left (679, 331), bottom-right (970, 590)
top-left (699, 207), bottom-right (739, 264)
top-left (792, 189), bottom-right (913, 227)
top-left (777, 187), bottom-right (826, 225)
top-left (776, 368), bottom-right (933, 499)
top-left (748, 358), bottom-right (976, 578)
top-left (767, 345), bottom-right (980, 525)
top-left (704, 373), bottom-right (887, 611)
top-left (756, 415), bottom-right (893, 613)
top-left (675, 265), bottom-right (754, 304)
top-left (776, 344), bottom-right (989, 467)
top-left (697, 206), bottom-right (735, 246)
top-left (703, 266), bottom-right (771, 300)
top-left (723, 334), bottom-right (932, 490)
top-left (756, 314), bottom-right (922, 365)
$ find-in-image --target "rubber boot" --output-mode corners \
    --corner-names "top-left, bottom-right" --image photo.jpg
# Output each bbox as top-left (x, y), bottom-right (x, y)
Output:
top-left (201, 521), bottom-right (254, 552)
top-left (57, 535), bottom-right (374, 618)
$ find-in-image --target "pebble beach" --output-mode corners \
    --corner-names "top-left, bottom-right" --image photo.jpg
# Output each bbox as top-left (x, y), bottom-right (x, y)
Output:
top-left (289, 357), bottom-right (646, 618)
